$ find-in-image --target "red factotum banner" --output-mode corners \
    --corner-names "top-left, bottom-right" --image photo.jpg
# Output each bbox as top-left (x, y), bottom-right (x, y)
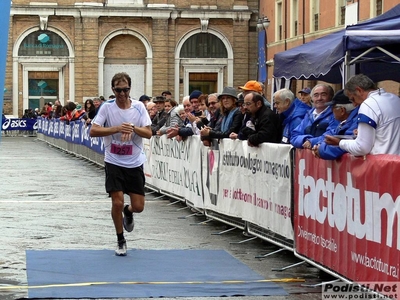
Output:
top-left (294, 150), bottom-right (400, 282)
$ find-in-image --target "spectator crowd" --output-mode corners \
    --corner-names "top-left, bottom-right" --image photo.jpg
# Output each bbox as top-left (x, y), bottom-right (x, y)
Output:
top-left (145, 74), bottom-right (400, 159)
top-left (33, 73), bottom-right (400, 159)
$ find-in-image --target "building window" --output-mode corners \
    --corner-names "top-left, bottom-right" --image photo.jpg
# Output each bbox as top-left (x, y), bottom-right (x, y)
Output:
top-left (180, 33), bottom-right (227, 58)
top-left (28, 78), bottom-right (59, 98)
top-left (338, 0), bottom-right (347, 25)
top-left (314, 13), bottom-right (319, 31)
top-left (18, 31), bottom-right (69, 56)
top-left (311, 0), bottom-right (319, 32)
top-left (376, 0), bottom-right (382, 16)
top-left (340, 6), bottom-right (346, 25)
top-left (277, 1), bottom-right (283, 41)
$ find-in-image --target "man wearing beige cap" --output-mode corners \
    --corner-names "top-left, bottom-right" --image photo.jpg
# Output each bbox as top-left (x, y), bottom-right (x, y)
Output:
top-left (238, 80), bottom-right (271, 107)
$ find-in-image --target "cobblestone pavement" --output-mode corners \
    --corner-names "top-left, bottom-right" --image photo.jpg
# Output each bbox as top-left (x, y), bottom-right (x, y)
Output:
top-left (0, 137), bottom-right (330, 300)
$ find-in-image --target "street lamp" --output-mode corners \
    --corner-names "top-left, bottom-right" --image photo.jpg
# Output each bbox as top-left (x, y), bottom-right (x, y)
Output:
top-left (257, 16), bottom-right (270, 31)
top-left (257, 16), bottom-right (270, 83)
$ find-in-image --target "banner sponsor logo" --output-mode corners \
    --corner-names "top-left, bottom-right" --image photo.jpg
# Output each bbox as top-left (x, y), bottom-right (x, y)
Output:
top-left (71, 123), bottom-right (80, 141)
top-left (1, 117), bottom-right (10, 130)
top-left (151, 159), bottom-right (200, 196)
top-left (297, 225), bottom-right (338, 252)
top-left (298, 158), bottom-right (400, 251)
top-left (43, 119), bottom-right (48, 132)
top-left (1, 118), bottom-right (38, 131)
top-left (151, 137), bottom-right (191, 161)
top-left (2, 118), bottom-right (28, 130)
top-left (222, 150), bottom-right (290, 178)
top-left (295, 151), bottom-right (400, 281)
top-left (214, 141), bottom-right (293, 239)
top-left (90, 136), bottom-right (104, 152)
top-left (147, 136), bottom-right (203, 204)
top-left (59, 121), bottom-right (65, 136)
top-left (81, 125), bottom-right (90, 143)
top-left (47, 121), bottom-right (53, 135)
top-left (65, 124), bottom-right (71, 138)
top-left (53, 121), bottom-right (59, 136)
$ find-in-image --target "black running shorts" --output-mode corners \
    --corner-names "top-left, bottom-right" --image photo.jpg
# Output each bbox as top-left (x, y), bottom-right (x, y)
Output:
top-left (104, 162), bottom-right (145, 196)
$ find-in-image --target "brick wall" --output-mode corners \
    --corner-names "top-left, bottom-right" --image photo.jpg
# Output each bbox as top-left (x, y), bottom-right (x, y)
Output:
top-left (7, 1), bottom-right (257, 116)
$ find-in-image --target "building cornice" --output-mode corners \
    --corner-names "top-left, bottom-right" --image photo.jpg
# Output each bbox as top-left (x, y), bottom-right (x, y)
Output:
top-left (11, 6), bottom-right (252, 21)
top-left (268, 26), bottom-right (346, 48)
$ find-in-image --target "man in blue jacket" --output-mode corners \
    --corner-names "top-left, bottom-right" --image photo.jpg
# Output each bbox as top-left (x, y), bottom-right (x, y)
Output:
top-left (312, 89), bottom-right (359, 160)
top-left (290, 84), bottom-right (339, 149)
top-left (273, 88), bottom-right (311, 144)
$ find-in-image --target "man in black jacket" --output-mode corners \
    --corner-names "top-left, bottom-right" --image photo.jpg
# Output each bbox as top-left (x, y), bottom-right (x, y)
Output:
top-left (239, 92), bottom-right (282, 146)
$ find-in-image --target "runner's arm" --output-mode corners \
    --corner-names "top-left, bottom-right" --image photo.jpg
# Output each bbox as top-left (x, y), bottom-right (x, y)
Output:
top-left (132, 125), bottom-right (152, 139)
top-left (89, 123), bottom-right (132, 137)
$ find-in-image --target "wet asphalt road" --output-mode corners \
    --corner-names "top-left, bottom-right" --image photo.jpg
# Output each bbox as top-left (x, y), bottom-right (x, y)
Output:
top-left (0, 137), bottom-right (329, 300)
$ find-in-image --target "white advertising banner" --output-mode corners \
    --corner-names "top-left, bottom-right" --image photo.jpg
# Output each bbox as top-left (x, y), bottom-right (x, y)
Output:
top-left (216, 140), bottom-right (293, 239)
top-left (202, 146), bottom-right (220, 211)
top-left (143, 138), bottom-right (153, 186)
top-left (144, 135), bottom-right (203, 208)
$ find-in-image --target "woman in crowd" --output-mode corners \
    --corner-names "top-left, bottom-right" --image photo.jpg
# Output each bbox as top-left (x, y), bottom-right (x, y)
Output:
top-left (198, 94), bottom-right (210, 123)
top-left (186, 94), bottom-right (210, 135)
top-left (84, 98), bottom-right (96, 125)
top-left (176, 104), bottom-right (186, 122)
top-left (200, 87), bottom-right (242, 141)
top-left (59, 101), bottom-right (86, 124)
top-left (52, 103), bottom-right (63, 118)
top-left (157, 99), bottom-right (182, 136)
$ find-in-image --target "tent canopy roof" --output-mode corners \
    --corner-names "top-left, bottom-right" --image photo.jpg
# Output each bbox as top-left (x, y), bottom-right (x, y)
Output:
top-left (273, 4), bottom-right (400, 83)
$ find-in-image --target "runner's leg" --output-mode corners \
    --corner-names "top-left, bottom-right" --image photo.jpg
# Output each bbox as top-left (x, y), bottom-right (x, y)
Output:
top-left (111, 191), bottom-right (124, 234)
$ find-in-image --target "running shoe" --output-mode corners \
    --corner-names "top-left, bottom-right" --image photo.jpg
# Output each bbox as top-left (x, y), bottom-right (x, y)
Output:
top-left (123, 205), bottom-right (134, 232)
top-left (115, 239), bottom-right (127, 256)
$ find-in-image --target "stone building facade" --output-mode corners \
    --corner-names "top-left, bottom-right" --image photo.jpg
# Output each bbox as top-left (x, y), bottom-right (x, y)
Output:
top-left (5, 0), bottom-right (260, 117)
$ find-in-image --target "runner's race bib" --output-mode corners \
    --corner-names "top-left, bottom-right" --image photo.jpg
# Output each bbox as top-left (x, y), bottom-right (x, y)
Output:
top-left (110, 143), bottom-right (133, 155)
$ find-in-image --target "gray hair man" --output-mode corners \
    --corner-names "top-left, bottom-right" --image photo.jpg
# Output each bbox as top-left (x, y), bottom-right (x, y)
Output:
top-left (290, 84), bottom-right (338, 149)
top-left (325, 74), bottom-right (400, 155)
top-left (273, 88), bottom-right (310, 144)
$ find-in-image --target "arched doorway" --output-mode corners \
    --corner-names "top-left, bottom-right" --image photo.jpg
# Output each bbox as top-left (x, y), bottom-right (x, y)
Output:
top-left (181, 33), bottom-right (227, 94)
top-left (13, 27), bottom-right (74, 116)
top-left (175, 29), bottom-right (234, 98)
top-left (98, 29), bottom-right (153, 100)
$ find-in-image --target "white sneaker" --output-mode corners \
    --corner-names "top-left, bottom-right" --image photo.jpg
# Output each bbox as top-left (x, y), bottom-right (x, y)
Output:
top-left (115, 240), bottom-right (127, 256)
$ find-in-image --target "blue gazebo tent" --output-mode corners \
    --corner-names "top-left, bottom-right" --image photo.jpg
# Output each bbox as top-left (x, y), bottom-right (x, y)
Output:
top-left (273, 4), bottom-right (400, 84)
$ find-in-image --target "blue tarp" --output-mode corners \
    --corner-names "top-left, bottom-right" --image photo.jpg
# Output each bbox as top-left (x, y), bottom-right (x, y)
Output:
top-left (274, 30), bottom-right (345, 83)
top-left (26, 249), bottom-right (287, 298)
top-left (273, 4), bottom-right (400, 83)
